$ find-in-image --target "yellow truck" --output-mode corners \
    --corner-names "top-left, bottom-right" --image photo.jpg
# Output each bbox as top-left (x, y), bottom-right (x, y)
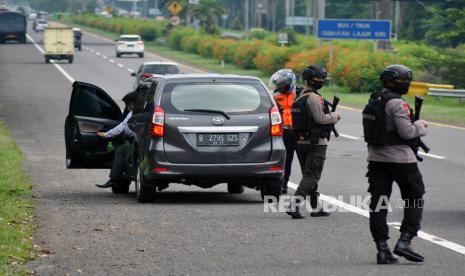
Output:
top-left (44, 26), bottom-right (74, 63)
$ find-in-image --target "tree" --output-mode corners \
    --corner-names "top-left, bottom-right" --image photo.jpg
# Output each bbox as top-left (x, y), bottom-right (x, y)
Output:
top-left (422, 1), bottom-right (465, 47)
top-left (191, 0), bottom-right (225, 34)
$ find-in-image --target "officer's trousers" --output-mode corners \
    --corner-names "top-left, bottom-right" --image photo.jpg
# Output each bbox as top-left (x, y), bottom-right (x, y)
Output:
top-left (295, 143), bottom-right (327, 209)
top-left (282, 129), bottom-right (297, 191)
top-left (366, 161), bottom-right (425, 241)
top-left (109, 143), bottom-right (131, 181)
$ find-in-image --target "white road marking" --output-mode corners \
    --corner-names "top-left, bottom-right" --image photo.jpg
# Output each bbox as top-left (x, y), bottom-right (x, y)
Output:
top-left (418, 151), bottom-right (446, 159)
top-left (117, 63), bottom-right (124, 68)
top-left (109, 59), bottom-right (115, 63)
top-left (288, 181), bottom-right (465, 256)
top-left (27, 34), bottom-right (75, 83)
top-left (90, 49), bottom-right (94, 53)
top-left (127, 68), bottom-right (134, 73)
top-left (85, 46), bottom-right (89, 50)
top-left (96, 52), bottom-right (101, 56)
top-left (102, 55), bottom-right (107, 59)
top-left (339, 133), bottom-right (361, 140)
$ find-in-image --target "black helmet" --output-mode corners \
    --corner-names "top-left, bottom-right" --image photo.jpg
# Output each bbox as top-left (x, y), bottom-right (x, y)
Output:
top-left (302, 65), bottom-right (328, 81)
top-left (380, 64), bottom-right (413, 82)
top-left (122, 91), bottom-right (137, 103)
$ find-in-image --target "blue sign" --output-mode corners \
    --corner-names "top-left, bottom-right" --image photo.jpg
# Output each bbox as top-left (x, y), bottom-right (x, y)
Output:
top-left (317, 19), bottom-right (391, 41)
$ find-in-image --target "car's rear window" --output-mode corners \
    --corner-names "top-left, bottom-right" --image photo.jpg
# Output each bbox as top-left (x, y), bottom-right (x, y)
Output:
top-left (161, 82), bottom-right (272, 114)
top-left (120, 37), bottom-right (140, 41)
top-left (38, 20), bottom-right (47, 24)
top-left (144, 65), bottom-right (180, 75)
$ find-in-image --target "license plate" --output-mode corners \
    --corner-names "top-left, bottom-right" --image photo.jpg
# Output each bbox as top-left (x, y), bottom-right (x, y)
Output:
top-left (197, 133), bottom-right (239, 146)
top-left (127, 44), bottom-right (134, 47)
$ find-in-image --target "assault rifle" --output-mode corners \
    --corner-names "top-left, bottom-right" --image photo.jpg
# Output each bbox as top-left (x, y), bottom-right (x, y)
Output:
top-left (412, 96), bottom-right (430, 162)
top-left (328, 96), bottom-right (340, 137)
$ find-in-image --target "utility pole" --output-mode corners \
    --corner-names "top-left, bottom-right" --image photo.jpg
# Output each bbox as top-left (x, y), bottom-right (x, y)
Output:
top-left (306, 0), bottom-right (312, 35)
top-left (375, 0), bottom-right (391, 50)
top-left (244, 0), bottom-right (249, 37)
top-left (394, 0), bottom-right (403, 40)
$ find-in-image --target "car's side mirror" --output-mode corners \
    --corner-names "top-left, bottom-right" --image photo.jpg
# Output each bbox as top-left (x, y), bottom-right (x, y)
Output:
top-left (130, 72), bottom-right (136, 77)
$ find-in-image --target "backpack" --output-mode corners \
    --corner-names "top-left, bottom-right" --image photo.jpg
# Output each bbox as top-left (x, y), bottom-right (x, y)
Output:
top-left (362, 91), bottom-right (400, 146)
top-left (291, 94), bottom-right (311, 133)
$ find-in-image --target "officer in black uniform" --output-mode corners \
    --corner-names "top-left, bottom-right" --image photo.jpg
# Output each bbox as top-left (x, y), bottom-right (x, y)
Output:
top-left (286, 65), bottom-right (341, 219)
top-left (363, 64), bottom-right (428, 264)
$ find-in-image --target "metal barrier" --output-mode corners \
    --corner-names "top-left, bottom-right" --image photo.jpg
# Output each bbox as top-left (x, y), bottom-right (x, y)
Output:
top-left (428, 88), bottom-right (465, 98)
top-left (408, 82), bottom-right (454, 96)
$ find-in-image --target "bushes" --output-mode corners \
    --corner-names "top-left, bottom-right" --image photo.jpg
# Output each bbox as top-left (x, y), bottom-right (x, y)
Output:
top-left (233, 40), bottom-right (266, 69)
top-left (167, 26), bottom-right (196, 50)
top-left (254, 45), bottom-right (290, 74)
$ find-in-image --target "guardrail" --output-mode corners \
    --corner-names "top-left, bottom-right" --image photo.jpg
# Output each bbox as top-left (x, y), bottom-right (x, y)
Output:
top-left (408, 82), bottom-right (454, 96)
top-left (428, 88), bottom-right (465, 98)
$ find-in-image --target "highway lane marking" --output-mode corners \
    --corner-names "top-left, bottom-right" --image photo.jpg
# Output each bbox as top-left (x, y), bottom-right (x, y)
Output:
top-left (117, 63), bottom-right (124, 68)
top-left (388, 222), bottom-right (465, 255)
top-left (90, 49), bottom-right (95, 53)
top-left (102, 55), bottom-right (107, 59)
top-left (287, 182), bottom-right (465, 256)
top-left (127, 68), bottom-right (134, 73)
top-left (109, 59), bottom-right (115, 63)
top-left (85, 46), bottom-right (89, 50)
top-left (96, 52), bottom-right (101, 56)
top-left (27, 34), bottom-right (75, 83)
top-left (418, 151), bottom-right (446, 159)
top-left (339, 133), bottom-right (360, 140)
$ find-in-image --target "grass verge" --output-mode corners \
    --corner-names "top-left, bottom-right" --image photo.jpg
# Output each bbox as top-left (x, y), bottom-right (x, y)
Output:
top-left (62, 18), bottom-right (465, 127)
top-left (0, 120), bottom-right (34, 275)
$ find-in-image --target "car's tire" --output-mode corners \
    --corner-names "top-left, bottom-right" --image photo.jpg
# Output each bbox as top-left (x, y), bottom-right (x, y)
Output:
top-left (45, 57), bottom-right (50, 64)
top-left (135, 164), bottom-right (155, 203)
top-left (260, 178), bottom-right (282, 202)
top-left (139, 53), bottom-right (144, 58)
top-left (68, 57), bottom-right (73, 63)
top-left (112, 181), bottom-right (131, 194)
top-left (116, 53), bottom-right (121, 58)
top-left (78, 46), bottom-right (82, 51)
top-left (227, 183), bottom-right (244, 194)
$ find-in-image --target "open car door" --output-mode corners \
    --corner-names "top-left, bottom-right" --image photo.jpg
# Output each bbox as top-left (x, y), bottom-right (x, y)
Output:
top-left (65, 81), bottom-right (123, 168)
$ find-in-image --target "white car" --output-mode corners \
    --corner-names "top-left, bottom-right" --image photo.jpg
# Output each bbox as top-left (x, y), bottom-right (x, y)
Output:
top-left (115, 34), bottom-right (144, 58)
top-left (131, 61), bottom-right (181, 89)
top-left (35, 19), bottom-right (48, 32)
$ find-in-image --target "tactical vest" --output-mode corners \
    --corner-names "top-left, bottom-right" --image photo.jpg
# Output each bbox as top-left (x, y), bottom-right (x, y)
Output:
top-left (274, 92), bottom-right (295, 128)
top-left (291, 91), bottom-right (332, 144)
top-left (362, 91), bottom-right (417, 147)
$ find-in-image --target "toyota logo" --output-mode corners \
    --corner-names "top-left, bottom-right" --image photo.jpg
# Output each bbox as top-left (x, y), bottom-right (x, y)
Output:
top-left (212, 117), bottom-right (225, 126)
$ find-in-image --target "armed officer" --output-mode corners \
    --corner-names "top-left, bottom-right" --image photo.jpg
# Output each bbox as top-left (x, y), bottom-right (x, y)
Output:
top-left (270, 69), bottom-right (298, 194)
top-left (286, 65), bottom-right (341, 219)
top-left (363, 64), bottom-right (428, 264)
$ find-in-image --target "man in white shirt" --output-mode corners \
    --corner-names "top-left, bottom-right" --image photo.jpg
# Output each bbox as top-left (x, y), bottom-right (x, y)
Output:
top-left (96, 91), bottom-right (137, 188)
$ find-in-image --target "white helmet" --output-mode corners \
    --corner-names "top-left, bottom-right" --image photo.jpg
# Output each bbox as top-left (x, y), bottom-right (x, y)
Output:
top-left (269, 69), bottom-right (296, 93)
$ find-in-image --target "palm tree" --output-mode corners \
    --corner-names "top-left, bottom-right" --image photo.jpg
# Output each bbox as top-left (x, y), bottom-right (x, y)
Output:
top-left (191, 0), bottom-right (225, 34)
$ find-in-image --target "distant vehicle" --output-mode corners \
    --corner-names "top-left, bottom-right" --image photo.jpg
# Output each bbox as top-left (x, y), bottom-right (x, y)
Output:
top-left (44, 27), bottom-right (74, 63)
top-left (0, 11), bottom-right (26, 43)
top-left (37, 11), bottom-right (48, 20)
top-left (73, 28), bottom-right (82, 51)
top-left (34, 19), bottom-right (48, 32)
top-left (28, 12), bottom-right (37, 20)
top-left (0, 7), bottom-right (9, 12)
top-left (131, 61), bottom-right (180, 89)
top-left (64, 75), bottom-right (285, 202)
top-left (115, 34), bottom-right (144, 58)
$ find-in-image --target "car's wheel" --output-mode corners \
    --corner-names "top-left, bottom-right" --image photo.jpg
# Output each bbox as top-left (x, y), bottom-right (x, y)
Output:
top-left (135, 164), bottom-right (155, 203)
top-left (260, 178), bottom-right (282, 202)
top-left (139, 53), bottom-right (144, 58)
top-left (68, 57), bottom-right (73, 63)
top-left (112, 181), bottom-right (131, 194)
top-left (116, 53), bottom-right (121, 58)
top-left (227, 183), bottom-right (244, 194)
top-left (78, 46), bottom-right (82, 51)
top-left (45, 57), bottom-right (50, 63)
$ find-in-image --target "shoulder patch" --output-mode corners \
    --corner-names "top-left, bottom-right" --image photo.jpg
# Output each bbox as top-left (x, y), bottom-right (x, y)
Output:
top-left (317, 96), bottom-right (324, 105)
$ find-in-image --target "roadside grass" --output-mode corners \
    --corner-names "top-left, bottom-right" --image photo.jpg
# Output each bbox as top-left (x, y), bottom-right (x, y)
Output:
top-left (62, 18), bottom-right (465, 127)
top-left (0, 120), bottom-right (35, 275)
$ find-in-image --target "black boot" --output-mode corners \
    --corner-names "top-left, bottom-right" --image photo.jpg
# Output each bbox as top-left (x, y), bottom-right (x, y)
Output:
top-left (96, 179), bottom-right (117, 188)
top-left (286, 198), bottom-right (304, 219)
top-left (393, 232), bottom-right (424, 262)
top-left (310, 209), bottom-right (330, 217)
top-left (375, 240), bottom-right (399, 264)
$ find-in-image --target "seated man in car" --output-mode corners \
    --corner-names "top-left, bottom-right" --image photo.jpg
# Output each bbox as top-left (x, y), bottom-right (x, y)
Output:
top-left (95, 91), bottom-right (137, 188)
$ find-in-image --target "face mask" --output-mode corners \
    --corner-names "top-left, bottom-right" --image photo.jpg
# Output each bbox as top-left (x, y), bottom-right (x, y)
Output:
top-left (393, 82), bottom-right (410, 94)
top-left (311, 80), bottom-right (324, 90)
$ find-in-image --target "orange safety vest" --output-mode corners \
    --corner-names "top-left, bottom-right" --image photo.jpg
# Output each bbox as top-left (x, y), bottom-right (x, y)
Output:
top-left (274, 92), bottom-right (296, 128)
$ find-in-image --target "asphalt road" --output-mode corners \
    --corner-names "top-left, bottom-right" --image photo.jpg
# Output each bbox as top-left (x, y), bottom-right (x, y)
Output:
top-left (0, 25), bottom-right (464, 275)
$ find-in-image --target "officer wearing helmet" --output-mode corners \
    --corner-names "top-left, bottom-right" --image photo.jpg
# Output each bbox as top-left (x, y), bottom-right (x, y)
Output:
top-left (269, 69), bottom-right (298, 194)
top-left (286, 65), bottom-right (341, 219)
top-left (363, 64), bottom-right (428, 264)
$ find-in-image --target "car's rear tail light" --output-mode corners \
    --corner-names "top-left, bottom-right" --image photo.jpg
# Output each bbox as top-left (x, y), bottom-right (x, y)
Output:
top-left (142, 73), bottom-right (154, 79)
top-left (151, 106), bottom-right (164, 137)
top-left (137, 41), bottom-right (144, 45)
top-left (151, 167), bottom-right (168, 172)
top-left (269, 167), bottom-right (283, 171)
top-left (117, 41), bottom-right (125, 45)
top-left (270, 106), bottom-right (283, 136)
